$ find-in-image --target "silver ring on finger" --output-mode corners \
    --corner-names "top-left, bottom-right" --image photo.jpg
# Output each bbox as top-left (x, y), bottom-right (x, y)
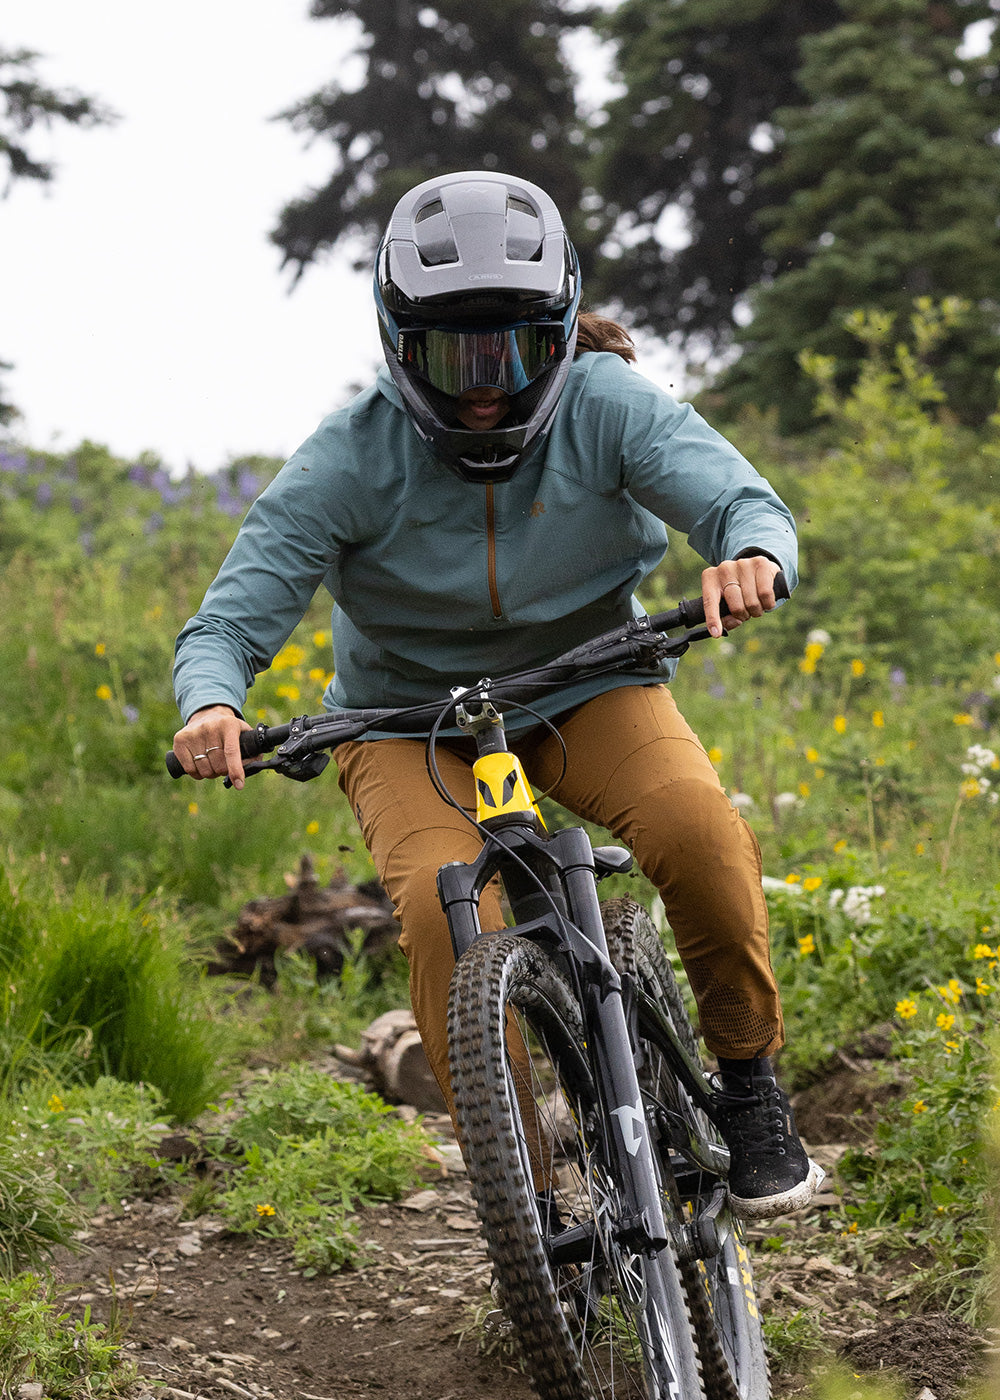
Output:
top-left (193, 753), bottom-right (208, 761)
top-left (203, 746), bottom-right (220, 753)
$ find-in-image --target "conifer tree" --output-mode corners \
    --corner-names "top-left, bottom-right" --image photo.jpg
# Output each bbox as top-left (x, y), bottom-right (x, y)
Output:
top-left (723, 0), bottom-right (1000, 428)
top-left (270, 0), bottom-right (594, 279)
top-left (587, 0), bottom-right (845, 351)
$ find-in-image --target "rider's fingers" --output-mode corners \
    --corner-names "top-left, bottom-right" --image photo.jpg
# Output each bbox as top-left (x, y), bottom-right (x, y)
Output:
top-left (222, 725), bottom-right (247, 791)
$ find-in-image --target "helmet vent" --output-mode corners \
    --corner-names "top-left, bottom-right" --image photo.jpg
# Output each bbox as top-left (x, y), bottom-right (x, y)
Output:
top-left (414, 200), bottom-right (445, 224)
top-left (505, 196), bottom-right (544, 262)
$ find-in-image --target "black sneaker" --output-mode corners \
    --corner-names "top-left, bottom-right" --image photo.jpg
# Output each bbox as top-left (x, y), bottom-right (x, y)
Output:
top-left (712, 1069), bottom-right (825, 1221)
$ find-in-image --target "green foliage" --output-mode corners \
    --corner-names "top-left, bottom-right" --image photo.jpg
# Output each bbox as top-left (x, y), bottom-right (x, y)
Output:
top-left (591, 0), bottom-right (843, 351)
top-left (725, 0), bottom-right (1000, 427)
top-left (3, 1078), bottom-right (183, 1211)
top-left (209, 1067), bottom-right (435, 1272)
top-left (0, 1137), bottom-right (79, 1279)
top-left (270, 0), bottom-right (593, 277)
top-left (837, 974), bottom-right (999, 1323)
top-left (0, 870), bottom-right (229, 1121)
top-left (0, 1272), bottom-right (136, 1397)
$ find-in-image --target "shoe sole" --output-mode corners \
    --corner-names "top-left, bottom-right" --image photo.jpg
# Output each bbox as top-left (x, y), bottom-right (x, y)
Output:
top-left (729, 1159), bottom-right (827, 1222)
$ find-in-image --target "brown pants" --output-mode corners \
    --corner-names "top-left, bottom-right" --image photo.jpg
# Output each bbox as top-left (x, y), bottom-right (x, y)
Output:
top-left (334, 684), bottom-right (783, 1120)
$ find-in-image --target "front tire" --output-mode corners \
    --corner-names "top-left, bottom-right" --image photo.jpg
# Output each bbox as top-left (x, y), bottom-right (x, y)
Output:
top-left (448, 933), bottom-right (704, 1400)
top-left (602, 898), bottom-right (770, 1400)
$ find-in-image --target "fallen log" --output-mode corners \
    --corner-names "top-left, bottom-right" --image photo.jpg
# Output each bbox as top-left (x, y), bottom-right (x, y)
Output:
top-left (335, 1009), bottom-right (447, 1114)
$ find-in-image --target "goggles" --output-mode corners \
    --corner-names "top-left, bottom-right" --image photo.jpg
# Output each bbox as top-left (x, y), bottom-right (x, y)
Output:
top-left (397, 321), bottom-right (566, 398)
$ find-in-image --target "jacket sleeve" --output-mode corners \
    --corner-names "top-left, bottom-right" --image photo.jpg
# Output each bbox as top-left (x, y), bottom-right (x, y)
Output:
top-left (612, 368), bottom-right (798, 587)
top-left (172, 474), bottom-right (337, 723)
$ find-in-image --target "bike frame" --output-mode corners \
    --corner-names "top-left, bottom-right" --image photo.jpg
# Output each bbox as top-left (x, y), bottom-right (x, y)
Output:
top-left (435, 687), bottom-right (730, 1263)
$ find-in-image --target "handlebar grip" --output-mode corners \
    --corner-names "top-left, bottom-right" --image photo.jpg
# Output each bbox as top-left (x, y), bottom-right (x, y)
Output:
top-left (164, 726), bottom-right (269, 779)
top-left (681, 567), bottom-right (790, 626)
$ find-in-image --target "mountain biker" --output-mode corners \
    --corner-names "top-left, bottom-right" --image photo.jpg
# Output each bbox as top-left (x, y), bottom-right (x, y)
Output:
top-left (172, 169), bottom-right (822, 1220)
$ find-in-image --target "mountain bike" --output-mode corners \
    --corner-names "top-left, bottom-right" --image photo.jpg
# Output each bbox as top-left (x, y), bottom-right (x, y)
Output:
top-left (167, 580), bottom-right (789, 1400)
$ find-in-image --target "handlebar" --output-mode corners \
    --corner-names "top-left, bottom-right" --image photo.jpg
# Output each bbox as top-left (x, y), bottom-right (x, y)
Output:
top-left (165, 572), bottom-right (788, 781)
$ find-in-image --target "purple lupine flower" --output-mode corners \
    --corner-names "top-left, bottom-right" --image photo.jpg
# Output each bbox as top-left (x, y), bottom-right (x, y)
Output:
top-left (123, 705), bottom-right (140, 724)
top-left (0, 450), bottom-right (30, 474)
top-left (35, 481), bottom-right (53, 507)
top-left (144, 512), bottom-right (164, 535)
top-left (128, 463), bottom-right (151, 486)
top-left (709, 683), bottom-right (726, 700)
top-left (890, 667), bottom-right (907, 688)
top-left (237, 467), bottom-right (261, 503)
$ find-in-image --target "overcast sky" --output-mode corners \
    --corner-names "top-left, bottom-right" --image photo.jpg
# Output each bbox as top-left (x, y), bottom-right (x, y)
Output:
top-left (3, 1), bottom-right (384, 473)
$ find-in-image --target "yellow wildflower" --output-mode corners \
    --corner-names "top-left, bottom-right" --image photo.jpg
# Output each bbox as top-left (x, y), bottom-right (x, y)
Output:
top-left (47, 1094), bottom-right (65, 1113)
top-left (306, 820), bottom-right (320, 836)
top-left (188, 802), bottom-right (198, 816)
top-left (953, 713), bottom-right (974, 726)
top-left (975, 977), bottom-right (991, 996)
top-left (973, 944), bottom-right (995, 960)
top-left (273, 644), bottom-right (306, 671)
top-left (94, 642), bottom-right (106, 657)
top-left (895, 998), bottom-right (918, 1020)
top-left (798, 934), bottom-right (816, 956)
top-left (805, 747), bottom-right (820, 763)
top-left (803, 876), bottom-right (822, 892)
top-left (962, 778), bottom-right (982, 799)
top-left (309, 667), bottom-right (327, 682)
top-left (943, 1040), bottom-right (960, 1055)
top-left (937, 980), bottom-right (963, 1005)
top-left (833, 715), bottom-right (847, 734)
top-left (936, 1013), bottom-right (955, 1031)
top-left (256, 1203), bottom-right (276, 1217)
top-left (833, 839), bottom-right (847, 853)
top-left (95, 684), bottom-right (113, 701)
top-left (785, 873), bottom-right (801, 885)
top-left (798, 781), bottom-right (811, 799)
top-left (850, 659), bottom-right (866, 677)
top-left (912, 1100), bottom-right (929, 1115)
top-left (276, 684), bottom-right (300, 702)
top-left (313, 630), bottom-right (328, 649)
top-left (708, 746), bottom-right (723, 764)
top-left (871, 710), bottom-right (884, 728)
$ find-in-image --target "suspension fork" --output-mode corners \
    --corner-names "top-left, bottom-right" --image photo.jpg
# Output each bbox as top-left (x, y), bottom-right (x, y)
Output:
top-left (555, 827), bottom-right (670, 1253)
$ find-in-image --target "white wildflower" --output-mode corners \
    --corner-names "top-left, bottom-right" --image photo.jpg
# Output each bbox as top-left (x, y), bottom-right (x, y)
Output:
top-left (807, 628), bottom-right (832, 646)
top-left (731, 791), bottom-right (755, 809)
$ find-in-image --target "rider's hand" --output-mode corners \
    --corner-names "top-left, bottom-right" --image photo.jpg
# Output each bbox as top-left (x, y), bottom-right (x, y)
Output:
top-left (702, 556), bottom-right (781, 639)
top-left (172, 704), bottom-right (252, 790)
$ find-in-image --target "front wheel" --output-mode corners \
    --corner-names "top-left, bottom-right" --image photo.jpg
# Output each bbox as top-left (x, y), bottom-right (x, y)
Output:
top-left (602, 897), bottom-right (770, 1400)
top-left (448, 933), bottom-right (704, 1400)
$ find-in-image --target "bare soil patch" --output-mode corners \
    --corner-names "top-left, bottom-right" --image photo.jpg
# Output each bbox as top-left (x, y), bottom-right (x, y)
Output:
top-left (50, 1075), bottom-right (995, 1400)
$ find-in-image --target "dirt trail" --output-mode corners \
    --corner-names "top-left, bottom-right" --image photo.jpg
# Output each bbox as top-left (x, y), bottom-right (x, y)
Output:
top-left (54, 1099), bottom-right (993, 1400)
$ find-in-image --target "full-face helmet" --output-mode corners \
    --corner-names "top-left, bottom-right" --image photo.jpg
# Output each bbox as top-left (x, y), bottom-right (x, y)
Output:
top-left (374, 171), bottom-right (581, 483)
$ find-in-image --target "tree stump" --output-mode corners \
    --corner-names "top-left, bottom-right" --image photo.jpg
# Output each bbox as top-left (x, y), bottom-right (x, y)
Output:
top-left (212, 854), bottom-right (400, 987)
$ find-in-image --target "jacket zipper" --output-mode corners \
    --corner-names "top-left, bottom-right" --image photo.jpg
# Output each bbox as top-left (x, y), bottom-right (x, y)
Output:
top-left (485, 485), bottom-right (502, 619)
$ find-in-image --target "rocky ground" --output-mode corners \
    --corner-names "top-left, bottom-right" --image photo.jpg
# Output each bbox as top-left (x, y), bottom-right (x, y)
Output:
top-left (49, 1061), bottom-right (997, 1400)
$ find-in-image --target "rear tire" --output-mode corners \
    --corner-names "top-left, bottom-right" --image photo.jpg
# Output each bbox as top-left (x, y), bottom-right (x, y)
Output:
top-left (602, 898), bottom-right (771, 1400)
top-left (449, 932), bottom-right (704, 1400)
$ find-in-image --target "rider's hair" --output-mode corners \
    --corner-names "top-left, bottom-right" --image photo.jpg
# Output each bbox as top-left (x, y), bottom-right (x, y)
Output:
top-left (574, 311), bottom-right (636, 364)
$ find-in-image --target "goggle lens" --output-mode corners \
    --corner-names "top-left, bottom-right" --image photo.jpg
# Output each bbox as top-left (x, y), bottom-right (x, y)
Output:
top-left (398, 323), bottom-right (565, 397)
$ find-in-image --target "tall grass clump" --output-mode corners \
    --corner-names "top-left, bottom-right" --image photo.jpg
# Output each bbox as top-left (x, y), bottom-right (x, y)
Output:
top-left (0, 869), bottom-right (229, 1121)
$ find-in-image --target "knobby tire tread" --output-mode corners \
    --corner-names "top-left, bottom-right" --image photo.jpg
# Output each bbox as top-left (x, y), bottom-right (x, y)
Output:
top-left (449, 932), bottom-right (703, 1400)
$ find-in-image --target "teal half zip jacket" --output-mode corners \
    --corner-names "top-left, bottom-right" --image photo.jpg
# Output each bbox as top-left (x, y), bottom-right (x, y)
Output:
top-left (173, 352), bottom-right (798, 731)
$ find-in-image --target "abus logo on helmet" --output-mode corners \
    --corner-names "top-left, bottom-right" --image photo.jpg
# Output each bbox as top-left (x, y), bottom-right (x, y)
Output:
top-left (468, 273), bottom-right (503, 281)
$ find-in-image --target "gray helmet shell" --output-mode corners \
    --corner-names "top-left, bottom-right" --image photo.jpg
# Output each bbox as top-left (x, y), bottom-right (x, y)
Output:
top-left (375, 170), bottom-right (581, 482)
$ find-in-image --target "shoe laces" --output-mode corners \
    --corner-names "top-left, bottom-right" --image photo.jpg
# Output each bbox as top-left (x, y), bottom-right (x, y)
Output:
top-left (712, 1076), bottom-right (787, 1156)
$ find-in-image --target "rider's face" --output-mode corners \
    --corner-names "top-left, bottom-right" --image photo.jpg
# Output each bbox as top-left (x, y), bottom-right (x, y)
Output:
top-left (456, 386), bottom-right (510, 431)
